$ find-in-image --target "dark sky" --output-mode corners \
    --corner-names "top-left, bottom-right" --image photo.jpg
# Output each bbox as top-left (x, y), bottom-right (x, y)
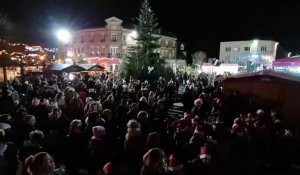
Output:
top-left (1, 0), bottom-right (300, 57)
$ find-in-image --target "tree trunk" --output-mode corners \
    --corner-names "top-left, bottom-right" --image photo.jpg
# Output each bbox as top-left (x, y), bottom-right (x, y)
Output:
top-left (2, 66), bottom-right (7, 82)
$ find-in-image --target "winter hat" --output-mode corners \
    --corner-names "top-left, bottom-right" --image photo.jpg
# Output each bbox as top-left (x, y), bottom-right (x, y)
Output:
top-left (168, 154), bottom-right (183, 172)
top-left (233, 118), bottom-right (241, 124)
top-left (103, 162), bottom-right (113, 175)
top-left (86, 97), bottom-right (93, 104)
top-left (194, 98), bottom-right (203, 106)
top-left (200, 146), bottom-right (211, 159)
top-left (92, 126), bottom-right (106, 139)
top-left (256, 109), bottom-right (264, 116)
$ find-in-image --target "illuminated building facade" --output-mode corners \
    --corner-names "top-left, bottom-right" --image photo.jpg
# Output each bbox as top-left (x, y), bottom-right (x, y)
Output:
top-left (219, 40), bottom-right (279, 72)
top-left (68, 16), bottom-right (177, 62)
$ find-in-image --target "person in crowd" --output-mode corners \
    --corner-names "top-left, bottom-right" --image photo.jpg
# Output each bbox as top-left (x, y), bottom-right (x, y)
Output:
top-left (88, 126), bottom-right (111, 174)
top-left (8, 86), bottom-right (19, 106)
top-left (187, 145), bottom-right (218, 175)
top-left (167, 154), bottom-right (184, 175)
top-left (137, 111), bottom-right (150, 137)
top-left (115, 99), bottom-right (129, 136)
top-left (127, 103), bottom-right (139, 120)
top-left (124, 119), bottom-right (143, 173)
top-left (0, 86), bottom-right (15, 115)
top-left (20, 115), bottom-right (37, 144)
top-left (141, 148), bottom-right (167, 175)
top-left (63, 119), bottom-right (87, 175)
top-left (190, 98), bottom-right (205, 119)
top-left (0, 129), bottom-right (18, 175)
top-left (0, 114), bottom-right (14, 141)
top-left (20, 130), bottom-right (45, 162)
top-left (102, 95), bottom-right (115, 111)
top-left (102, 154), bottom-right (123, 175)
top-left (155, 100), bottom-right (168, 121)
top-left (24, 152), bottom-right (65, 175)
top-left (182, 86), bottom-right (194, 112)
top-left (146, 132), bottom-right (161, 150)
top-left (68, 92), bottom-right (84, 119)
top-left (138, 96), bottom-right (148, 111)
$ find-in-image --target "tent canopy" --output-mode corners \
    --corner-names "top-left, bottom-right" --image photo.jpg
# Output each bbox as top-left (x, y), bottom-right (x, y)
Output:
top-left (79, 64), bottom-right (105, 71)
top-left (47, 64), bottom-right (86, 72)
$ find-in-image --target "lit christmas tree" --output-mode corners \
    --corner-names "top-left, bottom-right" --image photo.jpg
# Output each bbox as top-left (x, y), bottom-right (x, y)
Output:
top-left (120, 0), bottom-right (166, 82)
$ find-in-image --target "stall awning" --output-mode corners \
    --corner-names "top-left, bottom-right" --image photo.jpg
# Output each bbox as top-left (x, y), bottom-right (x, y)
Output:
top-left (46, 64), bottom-right (86, 72)
top-left (78, 64), bottom-right (105, 71)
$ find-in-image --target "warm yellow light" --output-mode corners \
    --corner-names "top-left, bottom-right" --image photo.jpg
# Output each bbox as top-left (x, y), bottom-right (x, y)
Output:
top-left (40, 55), bottom-right (46, 60)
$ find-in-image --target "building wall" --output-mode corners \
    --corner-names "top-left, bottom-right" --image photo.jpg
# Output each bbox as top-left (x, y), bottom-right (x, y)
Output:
top-left (158, 36), bottom-right (177, 59)
top-left (219, 40), bottom-right (278, 65)
top-left (67, 17), bottom-right (177, 62)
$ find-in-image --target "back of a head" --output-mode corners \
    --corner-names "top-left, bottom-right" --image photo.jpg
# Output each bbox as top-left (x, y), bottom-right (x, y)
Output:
top-left (137, 111), bottom-right (148, 121)
top-left (0, 129), bottom-right (5, 144)
top-left (103, 109), bottom-right (112, 122)
top-left (29, 130), bottom-right (44, 144)
top-left (24, 152), bottom-right (48, 175)
top-left (69, 119), bottom-right (82, 131)
top-left (0, 114), bottom-right (11, 123)
top-left (143, 148), bottom-right (166, 172)
top-left (127, 119), bottom-right (140, 130)
top-left (147, 132), bottom-right (160, 148)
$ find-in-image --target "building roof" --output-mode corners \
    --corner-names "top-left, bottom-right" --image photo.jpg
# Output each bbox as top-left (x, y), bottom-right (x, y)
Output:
top-left (74, 17), bottom-right (177, 39)
top-left (79, 64), bottom-right (105, 71)
top-left (105, 16), bottom-right (123, 23)
top-left (122, 22), bottom-right (176, 38)
top-left (160, 31), bottom-right (177, 38)
top-left (47, 64), bottom-right (86, 72)
top-left (225, 69), bottom-right (300, 83)
top-left (220, 39), bottom-right (277, 43)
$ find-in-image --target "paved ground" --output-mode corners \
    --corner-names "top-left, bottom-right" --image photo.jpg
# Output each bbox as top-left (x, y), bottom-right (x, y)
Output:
top-left (168, 85), bottom-right (184, 119)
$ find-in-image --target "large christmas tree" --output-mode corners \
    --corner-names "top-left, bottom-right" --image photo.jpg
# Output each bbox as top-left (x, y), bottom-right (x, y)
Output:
top-left (120, 0), bottom-right (166, 82)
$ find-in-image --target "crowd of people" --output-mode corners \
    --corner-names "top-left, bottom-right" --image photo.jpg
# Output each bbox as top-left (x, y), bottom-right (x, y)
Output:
top-left (0, 72), bottom-right (298, 175)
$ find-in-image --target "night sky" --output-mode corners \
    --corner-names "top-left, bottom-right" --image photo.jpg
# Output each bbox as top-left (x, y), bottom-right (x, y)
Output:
top-left (1, 0), bottom-right (300, 58)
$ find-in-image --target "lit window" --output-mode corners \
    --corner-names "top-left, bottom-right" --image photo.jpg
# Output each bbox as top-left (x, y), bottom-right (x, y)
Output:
top-left (234, 47), bottom-right (240, 51)
top-left (90, 35), bottom-right (94, 42)
top-left (261, 46), bottom-right (267, 51)
top-left (244, 47), bottom-right (250, 51)
top-left (111, 35), bottom-right (117, 42)
top-left (225, 47), bottom-right (231, 52)
top-left (110, 47), bottom-right (118, 54)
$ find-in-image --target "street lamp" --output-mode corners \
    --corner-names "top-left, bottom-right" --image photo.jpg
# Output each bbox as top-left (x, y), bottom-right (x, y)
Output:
top-left (56, 29), bottom-right (71, 63)
top-left (57, 29), bottom-right (71, 44)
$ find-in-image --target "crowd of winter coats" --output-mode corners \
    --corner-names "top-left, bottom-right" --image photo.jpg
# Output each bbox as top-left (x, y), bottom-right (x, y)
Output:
top-left (0, 73), bottom-right (299, 175)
